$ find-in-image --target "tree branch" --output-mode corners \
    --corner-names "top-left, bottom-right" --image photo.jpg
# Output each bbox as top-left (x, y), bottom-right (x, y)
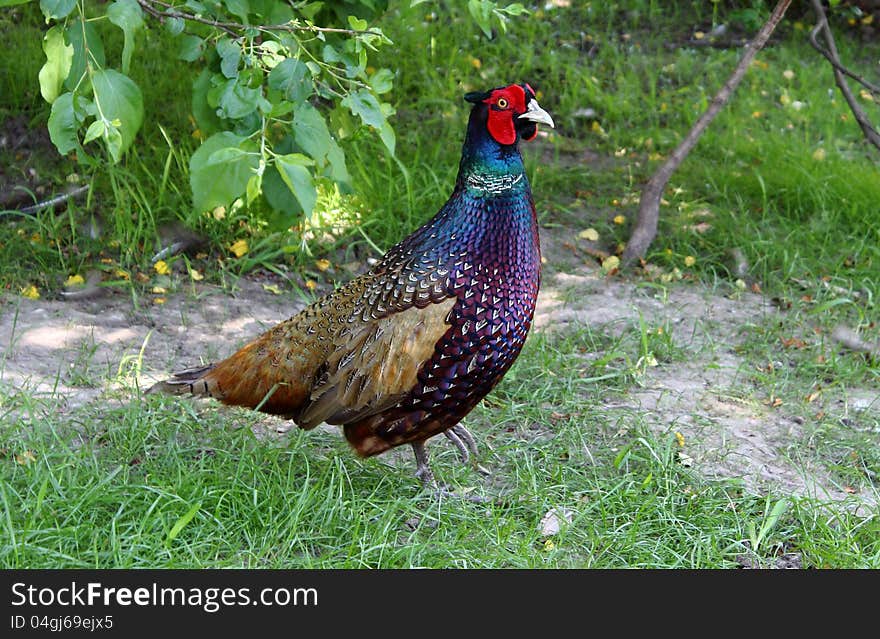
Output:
top-left (808, 0), bottom-right (880, 151)
top-left (622, 0), bottom-right (793, 266)
top-left (137, 0), bottom-right (385, 38)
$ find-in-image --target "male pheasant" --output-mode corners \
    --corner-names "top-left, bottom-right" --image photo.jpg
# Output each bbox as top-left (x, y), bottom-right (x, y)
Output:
top-left (151, 83), bottom-right (554, 487)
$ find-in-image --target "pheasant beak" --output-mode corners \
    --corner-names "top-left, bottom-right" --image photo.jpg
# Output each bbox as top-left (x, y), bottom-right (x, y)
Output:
top-left (518, 99), bottom-right (555, 128)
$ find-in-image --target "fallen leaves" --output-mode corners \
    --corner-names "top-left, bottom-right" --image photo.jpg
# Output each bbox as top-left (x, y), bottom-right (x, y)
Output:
top-left (229, 239), bottom-right (249, 257)
top-left (578, 228), bottom-right (599, 241)
top-left (15, 450), bottom-right (37, 465)
top-left (601, 254), bottom-right (620, 274)
top-left (539, 507), bottom-right (574, 537)
top-left (154, 260), bottom-right (171, 275)
top-left (20, 284), bottom-right (40, 300)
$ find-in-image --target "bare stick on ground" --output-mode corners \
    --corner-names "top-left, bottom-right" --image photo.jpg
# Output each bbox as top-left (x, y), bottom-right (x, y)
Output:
top-left (808, 0), bottom-right (880, 151)
top-left (622, 0), bottom-right (793, 266)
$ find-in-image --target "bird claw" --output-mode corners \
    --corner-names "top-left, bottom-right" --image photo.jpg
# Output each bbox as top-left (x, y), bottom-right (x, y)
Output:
top-left (411, 439), bottom-right (489, 502)
top-left (444, 425), bottom-right (490, 476)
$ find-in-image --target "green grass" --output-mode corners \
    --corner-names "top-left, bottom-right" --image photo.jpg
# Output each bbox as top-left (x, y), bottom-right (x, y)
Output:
top-left (1, 1), bottom-right (878, 567)
top-left (1, 325), bottom-right (876, 568)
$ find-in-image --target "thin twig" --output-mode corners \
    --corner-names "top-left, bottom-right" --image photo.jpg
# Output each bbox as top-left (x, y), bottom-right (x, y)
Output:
top-left (622, 0), bottom-right (793, 265)
top-left (19, 185), bottom-right (90, 215)
top-left (137, 0), bottom-right (385, 38)
top-left (808, 0), bottom-right (880, 150)
top-left (807, 11), bottom-right (880, 95)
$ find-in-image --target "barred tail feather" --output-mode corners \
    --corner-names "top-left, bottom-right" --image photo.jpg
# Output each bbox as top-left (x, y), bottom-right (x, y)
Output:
top-left (147, 364), bottom-right (218, 397)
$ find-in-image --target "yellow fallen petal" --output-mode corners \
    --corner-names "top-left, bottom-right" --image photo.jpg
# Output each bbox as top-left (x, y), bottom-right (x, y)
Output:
top-left (305, 279), bottom-right (317, 291)
top-left (188, 268), bottom-right (204, 281)
top-left (229, 239), bottom-right (249, 258)
top-left (602, 255), bottom-right (620, 273)
top-left (684, 255), bottom-right (696, 267)
top-left (153, 297), bottom-right (167, 305)
top-left (65, 274), bottom-right (85, 287)
top-left (675, 431), bottom-right (685, 447)
top-left (154, 260), bottom-right (171, 275)
top-left (20, 285), bottom-right (40, 300)
top-left (151, 286), bottom-right (167, 294)
top-left (812, 148), bottom-right (826, 161)
top-left (315, 259), bottom-right (331, 272)
top-left (15, 450), bottom-right (37, 465)
top-left (578, 228), bottom-right (599, 241)
top-left (262, 283), bottom-right (282, 295)
top-left (613, 215), bottom-right (626, 225)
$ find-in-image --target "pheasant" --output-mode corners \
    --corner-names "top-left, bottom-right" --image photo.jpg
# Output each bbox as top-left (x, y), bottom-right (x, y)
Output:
top-left (151, 83), bottom-right (554, 487)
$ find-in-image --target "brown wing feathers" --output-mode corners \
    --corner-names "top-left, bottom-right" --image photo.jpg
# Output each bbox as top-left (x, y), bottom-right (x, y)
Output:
top-left (150, 274), bottom-right (456, 434)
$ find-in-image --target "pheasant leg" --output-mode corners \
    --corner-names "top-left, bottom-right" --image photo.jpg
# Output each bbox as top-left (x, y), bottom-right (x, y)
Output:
top-left (410, 439), bottom-right (489, 503)
top-left (411, 441), bottom-right (435, 488)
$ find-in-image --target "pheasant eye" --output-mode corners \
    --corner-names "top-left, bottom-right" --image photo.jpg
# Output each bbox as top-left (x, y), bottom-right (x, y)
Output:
top-left (496, 97), bottom-right (508, 109)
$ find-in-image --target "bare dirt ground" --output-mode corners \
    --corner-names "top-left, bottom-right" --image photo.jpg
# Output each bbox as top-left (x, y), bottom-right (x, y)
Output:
top-left (1, 229), bottom-right (877, 513)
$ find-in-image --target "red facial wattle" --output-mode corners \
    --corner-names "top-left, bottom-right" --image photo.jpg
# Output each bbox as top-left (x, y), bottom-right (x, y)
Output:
top-left (484, 85), bottom-right (527, 146)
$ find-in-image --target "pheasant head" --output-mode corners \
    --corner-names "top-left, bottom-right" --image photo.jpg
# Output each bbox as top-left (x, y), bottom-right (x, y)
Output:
top-left (464, 83), bottom-right (555, 146)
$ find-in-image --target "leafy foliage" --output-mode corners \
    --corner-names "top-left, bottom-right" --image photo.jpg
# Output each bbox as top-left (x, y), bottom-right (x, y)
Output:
top-left (34, 0), bottom-right (396, 230)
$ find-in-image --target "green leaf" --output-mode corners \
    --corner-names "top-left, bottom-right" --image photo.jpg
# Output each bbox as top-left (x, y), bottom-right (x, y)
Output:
top-left (66, 19), bottom-right (106, 91)
top-left (262, 165), bottom-right (299, 218)
top-left (107, 0), bottom-right (144, 75)
top-left (207, 146), bottom-right (253, 164)
top-left (47, 92), bottom-right (80, 155)
top-left (166, 502), bottom-right (201, 545)
top-left (91, 69), bottom-right (144, 161)
top-left (191, 69), bottom-right (223, 136)
top-left (189, 131), bottom-right (259, 212)
top-left (293, 103), bottom-right (350, 185)
top-left (467, 0), bottom-right (495, 38)
top-left (40, 0), bottom-right (76, 20)
top-left (348, 15), bottom-right (368, 31)
top-left (223, 0), bottom-right (250, 22)
top-left (164, 16), bottom-right (185, 35)
top-left (0, 0), bottom-right (34, 6)
top-left (498, 2), bottom-right (529, 16)
top-left (275, 153), bottom-right (317, 216)
top-left (216, 77), bottom-right (261, 120)
top-left (38, 25), bottom-right (73, 104)
top-left (341, 89), bottom-right (395, 155)
top-left (368, 68), bottom-right (393, 95)
top-left (82, 119), bottom-right (105, 144)
top-left (103, 124), bottom-right (124, 162)
top-left (246, 171), bottom-right (262, 205)
top-left (216, 38), bottom-right (241, 79)
top-left (267, 58), bottom-right (313, 105)
top-left (177, 34), bottom-right (205, 62)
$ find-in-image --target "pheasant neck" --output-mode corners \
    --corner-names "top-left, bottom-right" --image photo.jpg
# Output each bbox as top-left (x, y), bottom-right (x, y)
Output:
top-left (455, 120), bottom-right (527, 195)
